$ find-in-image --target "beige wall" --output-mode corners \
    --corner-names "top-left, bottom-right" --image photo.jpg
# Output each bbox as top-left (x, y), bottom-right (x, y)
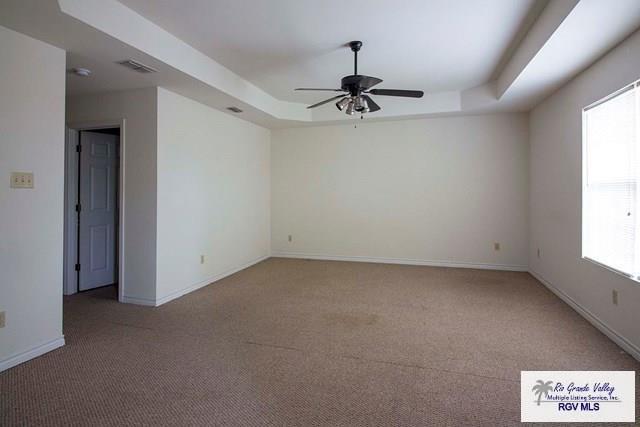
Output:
top-left (155, 88), bottom-right (271, 304)
top-left (0, 26), bottom-right (66, 369)
top-left (529, 29), bottom-right (640, 358)
top-left (66, 88), bottom-right (158, 304)
top-left (271, 114), bottom-right (529, 270)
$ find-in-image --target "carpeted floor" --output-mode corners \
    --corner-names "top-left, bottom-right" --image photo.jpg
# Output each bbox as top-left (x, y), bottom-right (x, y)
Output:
top-left (1, 258), bottom-right (638, 426)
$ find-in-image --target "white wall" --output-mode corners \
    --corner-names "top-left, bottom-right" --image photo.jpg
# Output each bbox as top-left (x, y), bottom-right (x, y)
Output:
top-left (66, 88), bottom-right (158, 304)
top-left (66, 87), bottom-right (271, 306)
top-left (0, 26), bottom-right (66, 369)
top-left (155, 88), bottom-right (270, 304)
top-left (529, 29), bottom-right (640, 357)
top-left (271, 114), bottom-right (529, 270)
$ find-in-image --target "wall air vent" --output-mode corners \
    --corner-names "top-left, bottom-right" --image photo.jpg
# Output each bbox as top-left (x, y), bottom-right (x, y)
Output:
top-left (116, 59), bottom-right (158, 74)
top-left (226, 107), bottom-right (243, 113)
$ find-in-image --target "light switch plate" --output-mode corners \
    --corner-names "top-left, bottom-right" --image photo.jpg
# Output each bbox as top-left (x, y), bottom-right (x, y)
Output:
top-left (10, 172), bottom-right (34, 189)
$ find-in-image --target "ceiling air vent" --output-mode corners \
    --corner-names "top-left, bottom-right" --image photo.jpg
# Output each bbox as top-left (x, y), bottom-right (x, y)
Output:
top-left (226, 107), bottom-right (243, 113)
top-left (116, 59), bottom-right (158, 74)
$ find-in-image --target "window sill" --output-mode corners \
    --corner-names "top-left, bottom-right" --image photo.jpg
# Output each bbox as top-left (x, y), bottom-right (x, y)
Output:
top-left (582, 256), bottom-right (639, 283)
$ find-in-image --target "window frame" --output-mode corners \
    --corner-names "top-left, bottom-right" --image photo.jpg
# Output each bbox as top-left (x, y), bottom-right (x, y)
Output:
top-left (581, 80), bottom-right (640, 282)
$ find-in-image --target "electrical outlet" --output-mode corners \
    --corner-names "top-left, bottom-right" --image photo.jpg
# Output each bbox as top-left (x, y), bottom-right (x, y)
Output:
top-left (200, 255), bottom-right (205, 264)
top-left (537, 248), bottom-right (541, 259)
top-left (288, 235), bottom-right (292, 242)
top-left (494, 242), bottom-right (500, 251)
top-left (612, 290), bottom-right (618, 306)
top-left (0, 311), bottom-right (5, 328)
top-left (10, 172), bottom-right (34, 189)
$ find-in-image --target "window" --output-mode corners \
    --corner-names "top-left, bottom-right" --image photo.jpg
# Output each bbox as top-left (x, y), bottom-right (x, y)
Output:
top-left (583, 81), bottom-right (639, 279)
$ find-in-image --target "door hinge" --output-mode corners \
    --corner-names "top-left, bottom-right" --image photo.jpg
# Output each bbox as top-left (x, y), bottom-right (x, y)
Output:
top-left (76, 144), bottom-right (81, 153)
top-left (75, 263), bottom-right (81, 272)
top-left (75, 204), bottom-right (81, 212)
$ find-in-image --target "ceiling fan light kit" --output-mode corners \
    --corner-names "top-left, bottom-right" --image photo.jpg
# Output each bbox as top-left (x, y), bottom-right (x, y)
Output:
top-left (295, 41), bottom-right (424, 116)
top-left (345, 101), bottom-right (356, 115)
top-left (354, 96), bottom-right (369, 113)
top-left (336, 97), bottom-right (351, 111)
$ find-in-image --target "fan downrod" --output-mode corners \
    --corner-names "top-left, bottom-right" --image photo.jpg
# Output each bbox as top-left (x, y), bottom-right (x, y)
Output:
top-left (349, 41), bottom-right (363, 76)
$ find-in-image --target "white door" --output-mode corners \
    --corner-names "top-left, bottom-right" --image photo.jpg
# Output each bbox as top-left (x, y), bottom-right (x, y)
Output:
top-left (78, 131), bottom-right (119, 291)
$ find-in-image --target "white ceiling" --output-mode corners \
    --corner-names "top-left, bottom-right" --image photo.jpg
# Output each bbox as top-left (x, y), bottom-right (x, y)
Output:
top-left (66, 52), bottom-right (162, 96)
top-left (120, 0), bottom-right (541, 103)
top-left (1, 0), bottom-right (639, 127)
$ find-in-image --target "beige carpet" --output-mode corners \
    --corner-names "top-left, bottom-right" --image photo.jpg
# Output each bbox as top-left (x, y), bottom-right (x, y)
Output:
top-left (1, 258), bottom-right (638, 426)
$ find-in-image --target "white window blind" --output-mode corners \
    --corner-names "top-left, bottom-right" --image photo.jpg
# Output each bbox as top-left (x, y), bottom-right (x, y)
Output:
top-left (583, 82), bottom-right (639, 279)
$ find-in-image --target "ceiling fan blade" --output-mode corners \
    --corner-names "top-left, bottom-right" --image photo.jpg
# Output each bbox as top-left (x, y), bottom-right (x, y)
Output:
top-left (295, 88), bottom-right (344, 92)
top-left (307, 95), bottom-right (347, 109)
top-left (362, 95), bottom-right (380, 112)
top-left (368, 89), bottom-right (424, 98)
top-left (359, 76), bottom-right (383, 90)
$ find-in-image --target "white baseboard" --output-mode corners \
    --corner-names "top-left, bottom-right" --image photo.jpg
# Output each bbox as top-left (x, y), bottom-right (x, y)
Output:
top-left (272, 252), bottom-right (528, 272)
top-left (0, 336), bottom-right (65, 373)
top-left (529, 269), bottom-right (640, 362)
top-left (120, 295), bottom-right (157, 306)
top-left (154, 255), bottom-right (270, 306)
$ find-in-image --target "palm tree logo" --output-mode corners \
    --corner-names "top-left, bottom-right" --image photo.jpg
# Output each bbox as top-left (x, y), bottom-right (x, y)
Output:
top-left (532, 380), bottom-right (554, 406)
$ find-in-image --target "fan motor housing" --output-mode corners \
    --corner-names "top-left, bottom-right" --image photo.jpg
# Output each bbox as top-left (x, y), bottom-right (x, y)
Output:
top-left (341, 75), bottom-right (382, 96)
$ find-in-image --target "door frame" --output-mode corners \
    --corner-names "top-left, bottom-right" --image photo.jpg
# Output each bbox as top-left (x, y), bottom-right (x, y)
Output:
top-left (64, 119), bottom-right (126, 302)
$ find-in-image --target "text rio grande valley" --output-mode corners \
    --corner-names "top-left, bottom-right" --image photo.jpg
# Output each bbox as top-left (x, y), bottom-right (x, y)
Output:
top-left (547, 382), bottom-right (619, 412)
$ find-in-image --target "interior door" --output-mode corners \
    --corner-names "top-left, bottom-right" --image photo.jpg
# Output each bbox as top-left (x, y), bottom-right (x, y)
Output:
top-left (78, 131), bottom-right (119, 291)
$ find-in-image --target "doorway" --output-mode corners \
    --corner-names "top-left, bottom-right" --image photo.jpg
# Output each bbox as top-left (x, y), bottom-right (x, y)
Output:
top-left (64, 123), bottom-right (124, 298)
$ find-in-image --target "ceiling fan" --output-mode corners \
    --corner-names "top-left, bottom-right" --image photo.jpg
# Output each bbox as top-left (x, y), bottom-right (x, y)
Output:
top-left (295, 41), bottom-right (424, 115)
